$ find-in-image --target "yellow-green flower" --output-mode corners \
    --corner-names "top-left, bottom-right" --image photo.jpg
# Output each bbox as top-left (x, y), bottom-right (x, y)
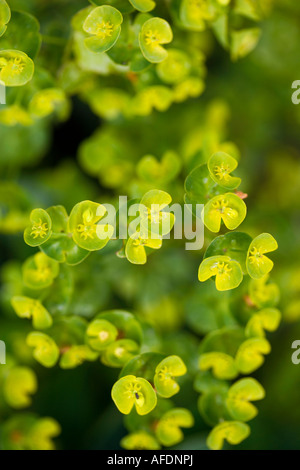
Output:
top-left (155, 408), bottom-right (194, 447)
top-left (202, 193), bottom-right (247, 233)
top-left (198, 255), bottom-right (243, 291)
top-left (154, 355), bottom-right (187, 398)
top-left (246, 233), bottom-right (278, 280)
top-left (208, 152), bottom-right (241, 190)
top-left (125, 232), bottom-right (162, 265)
top-left (26, 332), bottom-right (60, 368)
top-left (112, 375), bottom-right (157, 415)
top-left (83, 6), bottom-right (123, 53)
top-left (226, 378), bottom-right (265, 422)
top-left (139, 17), bottom-right (173, 63)
top-left (235, 338), bottom-right (271, 374)
top-left (68, 200), bottom-right (114, 251)
top-left (24, 209), bottom-right (52, 247)
top-left (199, 352), bottom-right (238, 380)
top-left (129, 0), bottom-right (155, 12)
top-left (121, 431), bottom-right (160, 450)
top-left (207, 421), bottom-right (250, 450)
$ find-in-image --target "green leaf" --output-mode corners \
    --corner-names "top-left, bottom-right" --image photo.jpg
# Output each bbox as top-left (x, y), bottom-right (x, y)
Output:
top-left (204, 232), bottom-right (252, 274)
top-left (111, 375), bottom-right (157, 415)
top-left (139, 17), bottom-right (173, 63)
top-left (208, 152), bottom-right (241, 190)
top-left (184, 164), bottom-right (226, 210)
top-left (129, 0), bottom-right (155, 12)
top-left (246, 233), bottom-right (278, 280)
top-left (226, 378), bottom-right (265, 421)
top-left (202, 193), bottom-right (247, 232)
top-left (198, 255), bottom-right (243, 291)
top-left (24, 209), bottom-right (52, 247)
top-left (230, 28), bottom-right (261, 61)
top-left (198, 389), bottom-right (230, 427)
top-left (0, 10), bottom-right (41, 59)
top-left (194, 371), bottom-right (229, 394)
top-left (0, 0), bottom-right (10, 38)
top-left (212, 13), bottom-right (229, 49)
top-left (26, 332), bottom-right (60, 368)
top-left (120, 352), bottom-right (165, 382)
top-left (154, 355), bottom-right (187, 398)
top-left (83, 6), bottom-right (123, 53)
top-left (39, 205), bottom-right (90, 265)
top-left (207, 421), bottom-right (250, 450)
top-left (41, 233), bottom-right (90, 265)
top-left (90, 0), bottom-right (133, 15)
top-left (200, 326), bottom-right (245, 356)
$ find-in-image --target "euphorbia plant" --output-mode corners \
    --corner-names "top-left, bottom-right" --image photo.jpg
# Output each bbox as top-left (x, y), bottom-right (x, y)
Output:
top-left (8, 149), bottom-right (279, 450)
top-left (0, 0), bottom-right (284, 452)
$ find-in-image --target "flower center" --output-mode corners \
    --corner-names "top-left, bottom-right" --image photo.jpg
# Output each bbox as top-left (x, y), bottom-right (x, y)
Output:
top-left (115, 347), bottom-right (125, 358)
top-left (125, 381), bottom-right (145, 408)
top-left (214, 164), bottom-right (231, 181)
top-left (96, 21), bottom-right (114, 39)
top-left (30, 219), bottom-right (49, 239)
top-left (211, 261), bottom-right (232, 278)
top-left (145, 30), bottom-right (161, 46)
top-left (157, 365), bottom-right (173, 383)
top-left (0, 57), bottom-right (25, 75)
top-left (35, 267), bottom-right (51, 282)
top-left (77, 224), bottom-right (97, 240)
top-left (217, 261), bottom-right (232, 277)
top-left (11, 57), bottom-right (25, 75)
top-left (77, 209), bottom-right (98, 240)
top-left (249, 247), bottom-right (264, 264)
top-left (99, 331), bottom-right (109, 341)
top-left (211, 198), bottom-right (238, 219)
